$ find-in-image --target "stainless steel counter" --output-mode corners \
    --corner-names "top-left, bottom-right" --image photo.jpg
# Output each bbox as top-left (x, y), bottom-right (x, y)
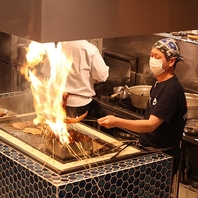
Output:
top-left (183, 133), bottom-right (198, 146)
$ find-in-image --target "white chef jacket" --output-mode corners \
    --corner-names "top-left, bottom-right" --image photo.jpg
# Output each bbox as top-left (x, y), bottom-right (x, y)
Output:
top-left (61, 40), bottom-right (109, 107)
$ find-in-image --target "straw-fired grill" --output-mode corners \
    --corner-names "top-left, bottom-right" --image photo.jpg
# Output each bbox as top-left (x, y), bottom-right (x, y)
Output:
top-left (0, 112), bottom-right (141, 174)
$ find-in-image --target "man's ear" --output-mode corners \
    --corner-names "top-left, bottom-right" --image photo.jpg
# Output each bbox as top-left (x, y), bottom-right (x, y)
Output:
top-left (168, 57), bottom-right (176, 67)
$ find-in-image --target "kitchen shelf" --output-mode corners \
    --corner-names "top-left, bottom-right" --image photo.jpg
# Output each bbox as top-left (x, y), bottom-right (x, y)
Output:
top-left (154, 33), bottom-right (198, 45)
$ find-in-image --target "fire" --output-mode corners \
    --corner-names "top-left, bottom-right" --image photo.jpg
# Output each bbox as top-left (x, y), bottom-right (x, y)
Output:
top-left (21, 41), bottom-right (72, 144)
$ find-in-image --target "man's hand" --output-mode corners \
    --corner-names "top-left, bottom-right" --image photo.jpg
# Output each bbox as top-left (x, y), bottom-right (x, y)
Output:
top-left (97, 115), bottom-right (118, 129)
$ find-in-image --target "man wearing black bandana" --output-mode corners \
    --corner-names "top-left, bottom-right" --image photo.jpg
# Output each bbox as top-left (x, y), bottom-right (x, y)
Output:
top-left (98, 38), bottom-right (187, 182)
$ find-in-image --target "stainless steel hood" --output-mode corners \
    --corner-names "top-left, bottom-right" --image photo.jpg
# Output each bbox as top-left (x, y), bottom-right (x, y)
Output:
top-left (1, 0), bottom-right (198, 43)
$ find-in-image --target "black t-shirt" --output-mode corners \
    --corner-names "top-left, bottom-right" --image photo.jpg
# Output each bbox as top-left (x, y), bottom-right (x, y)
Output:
top-left (139, 75), bottom-right (187, 149)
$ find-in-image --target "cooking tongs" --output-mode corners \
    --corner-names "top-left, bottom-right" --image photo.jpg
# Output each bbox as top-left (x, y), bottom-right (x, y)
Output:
top-left (110, 142), bottom-right (132, 159)
top-left (64, 111), bottom-right (99, 124)
top-left (82, 118), bottom-right (98, 122)
top-left (110, 141), bottom-right (174, 160)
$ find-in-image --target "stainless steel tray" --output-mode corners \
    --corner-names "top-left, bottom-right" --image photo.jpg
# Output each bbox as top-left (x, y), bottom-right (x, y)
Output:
top-left (0, 109), bottom-right (17, 122)
top-left (45, 138), bottom-right (93, 161)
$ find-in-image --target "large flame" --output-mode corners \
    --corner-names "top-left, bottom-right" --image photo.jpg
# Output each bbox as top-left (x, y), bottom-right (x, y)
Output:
top-left (21, 41), bottom-right (72, 144)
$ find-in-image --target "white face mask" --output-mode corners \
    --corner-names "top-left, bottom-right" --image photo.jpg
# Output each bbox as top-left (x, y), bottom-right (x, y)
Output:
top-left (149, 57), bottom-right (166, 76)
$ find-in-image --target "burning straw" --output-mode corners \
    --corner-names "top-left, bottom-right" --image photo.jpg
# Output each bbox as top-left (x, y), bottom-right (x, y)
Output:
top-left (21, 41), bottom-right (72, 144)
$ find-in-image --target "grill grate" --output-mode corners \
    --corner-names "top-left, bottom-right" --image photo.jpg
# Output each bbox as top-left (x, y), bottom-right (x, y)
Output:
top-left (0, 115), bottom-right (45, 151)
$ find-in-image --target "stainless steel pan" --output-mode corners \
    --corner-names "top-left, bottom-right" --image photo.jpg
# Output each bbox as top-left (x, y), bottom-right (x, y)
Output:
top-left (110, 86), bottom-right (129, 99)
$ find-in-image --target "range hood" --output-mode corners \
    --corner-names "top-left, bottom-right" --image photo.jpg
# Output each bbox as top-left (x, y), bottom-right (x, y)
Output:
top-left (1, 0), bottom-right (198, 43)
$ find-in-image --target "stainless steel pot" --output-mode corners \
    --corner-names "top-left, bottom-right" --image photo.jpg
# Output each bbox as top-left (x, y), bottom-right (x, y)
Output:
top-left (110, 86), bottom-right (129, 99)
top-left (185, 93), bottom-right (198, 119)
top-left (125, 85), bottom-right (151, 110)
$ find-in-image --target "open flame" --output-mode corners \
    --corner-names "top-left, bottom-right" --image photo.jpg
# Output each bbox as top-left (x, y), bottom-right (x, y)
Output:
top-left (21, 41), bottom-right (72, 144)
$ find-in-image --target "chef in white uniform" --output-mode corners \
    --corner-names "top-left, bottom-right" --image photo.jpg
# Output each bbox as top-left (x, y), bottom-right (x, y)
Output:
top-left (61, 40), bottom-right (109, 118)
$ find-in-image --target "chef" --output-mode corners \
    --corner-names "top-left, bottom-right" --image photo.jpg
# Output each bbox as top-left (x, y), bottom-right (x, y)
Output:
top-left (98, 38), bottom-right (187, 181)
top-left (62, 40), bottom-right (109, 118)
